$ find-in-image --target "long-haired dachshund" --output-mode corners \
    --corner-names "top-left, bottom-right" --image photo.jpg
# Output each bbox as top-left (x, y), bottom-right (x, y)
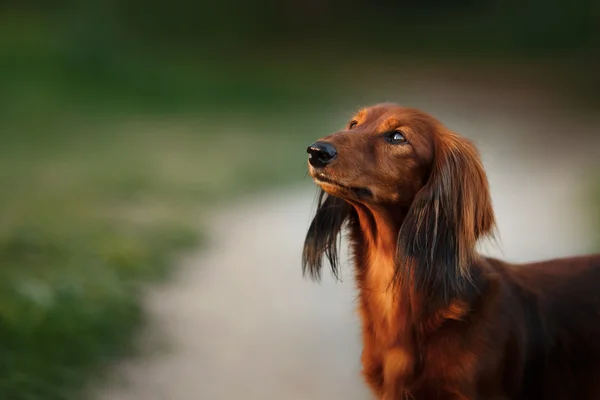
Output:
top-left (302, 103), bottom-right (600, 400)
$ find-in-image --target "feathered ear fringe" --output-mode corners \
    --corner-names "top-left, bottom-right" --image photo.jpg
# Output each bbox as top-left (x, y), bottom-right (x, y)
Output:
top-left (396, 131), bottom-right (496, 306)
top-left (302, 189), bottom-right (352, 281)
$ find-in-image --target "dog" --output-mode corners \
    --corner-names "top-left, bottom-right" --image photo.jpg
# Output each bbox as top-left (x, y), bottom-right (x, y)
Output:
top-left (302, 103), bottom-right (600, 399)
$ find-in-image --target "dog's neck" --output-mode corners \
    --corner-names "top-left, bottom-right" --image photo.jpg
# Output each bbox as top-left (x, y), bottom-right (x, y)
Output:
top-left (348, 203), bottom-right (474, 345)
top-left (352, 203), bottom-right (402, 257)
top-left (349, 203), bottom-right (409, 345)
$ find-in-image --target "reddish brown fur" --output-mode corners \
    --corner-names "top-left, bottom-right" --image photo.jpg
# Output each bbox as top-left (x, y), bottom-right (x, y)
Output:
top-left (302, 103), bottom-right (600, 399)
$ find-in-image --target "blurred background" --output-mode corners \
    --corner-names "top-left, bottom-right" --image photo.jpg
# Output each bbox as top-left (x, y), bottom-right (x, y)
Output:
top-left (0, 1), bottom-right (599, 399)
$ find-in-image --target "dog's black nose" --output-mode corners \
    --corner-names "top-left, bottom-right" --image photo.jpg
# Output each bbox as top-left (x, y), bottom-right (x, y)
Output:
top-left (307, 141), bottom-right (337, 168)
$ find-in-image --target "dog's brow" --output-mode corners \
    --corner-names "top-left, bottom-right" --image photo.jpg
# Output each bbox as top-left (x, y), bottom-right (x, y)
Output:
top-left (378, 118), bottom-right (402, 132)
top-left (353, 109), bottom-right (367, 123)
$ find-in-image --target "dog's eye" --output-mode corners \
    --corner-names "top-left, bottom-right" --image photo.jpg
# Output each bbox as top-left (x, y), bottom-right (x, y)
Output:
top-left (388, 131), bottom-right (407, 144)
top-left (349, 120), bottom-right (358, 129)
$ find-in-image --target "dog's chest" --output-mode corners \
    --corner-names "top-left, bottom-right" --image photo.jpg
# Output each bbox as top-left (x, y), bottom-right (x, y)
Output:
top-left (374, 327), bottom-right (478, 399)
top-left (358, 248), bottom-right (477, 397)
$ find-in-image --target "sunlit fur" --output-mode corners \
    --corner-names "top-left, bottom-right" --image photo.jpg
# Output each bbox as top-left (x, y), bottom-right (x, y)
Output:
top-left (302, 103), bottom-right (600, 399)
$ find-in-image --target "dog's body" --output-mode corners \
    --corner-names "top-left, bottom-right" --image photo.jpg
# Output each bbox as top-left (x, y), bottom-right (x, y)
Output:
top-left (302, 104), bottom-right (600, 399)
top-left (357, 250), bottom-right (600, 400)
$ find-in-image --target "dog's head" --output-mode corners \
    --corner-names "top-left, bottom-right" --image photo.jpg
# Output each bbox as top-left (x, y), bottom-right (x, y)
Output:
top-left (303, 104), bottom-right (495, 297)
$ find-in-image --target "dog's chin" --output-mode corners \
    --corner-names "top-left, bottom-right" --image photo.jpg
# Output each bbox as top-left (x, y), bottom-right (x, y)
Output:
top-left (312, 174), bottom-right (373, 200)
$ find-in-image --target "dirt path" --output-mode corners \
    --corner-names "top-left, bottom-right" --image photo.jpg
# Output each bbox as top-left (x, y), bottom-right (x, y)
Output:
top-left (93, 92), bottom-right (600, 400)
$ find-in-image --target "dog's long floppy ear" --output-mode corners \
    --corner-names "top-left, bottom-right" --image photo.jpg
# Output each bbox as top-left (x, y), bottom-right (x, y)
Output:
top-left (397, 130), bottom-right (495, 303)
top-left (302, 189), bottom-right (352, 281)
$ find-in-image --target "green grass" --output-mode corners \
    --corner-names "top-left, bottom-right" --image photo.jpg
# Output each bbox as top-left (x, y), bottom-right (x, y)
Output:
top-left (0, 105), bottom-right (337, 399)
top-left (0, 28), bottom-right (347, 393)
top-left (0, 21), bottom-right (346, 399)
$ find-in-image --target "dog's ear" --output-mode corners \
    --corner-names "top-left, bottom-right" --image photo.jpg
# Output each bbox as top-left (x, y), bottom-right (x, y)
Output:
top-left (397, 131), bottom-right (495, 303)
top-left (302, 189), bottom-right (352, 281)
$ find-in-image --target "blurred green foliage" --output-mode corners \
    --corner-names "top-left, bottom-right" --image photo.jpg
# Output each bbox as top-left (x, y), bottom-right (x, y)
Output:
top-left (0, 0), bottom-right (598, 399)
top-left (3, 0), bottom-right (598, 56)
top-left (0, 111), bottom-right (338, 399)
top-left (2, 0), bottom-right (599, 117)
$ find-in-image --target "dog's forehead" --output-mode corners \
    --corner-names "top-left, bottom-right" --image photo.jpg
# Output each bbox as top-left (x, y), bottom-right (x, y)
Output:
top-left (358, 104), bottom-right (440, 131)
top-left (356, 104), bottom-right (409, 122)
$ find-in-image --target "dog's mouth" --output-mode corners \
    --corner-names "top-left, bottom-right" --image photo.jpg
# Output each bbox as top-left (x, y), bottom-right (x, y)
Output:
top-left (312, 173), bottom-right (372, 198)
